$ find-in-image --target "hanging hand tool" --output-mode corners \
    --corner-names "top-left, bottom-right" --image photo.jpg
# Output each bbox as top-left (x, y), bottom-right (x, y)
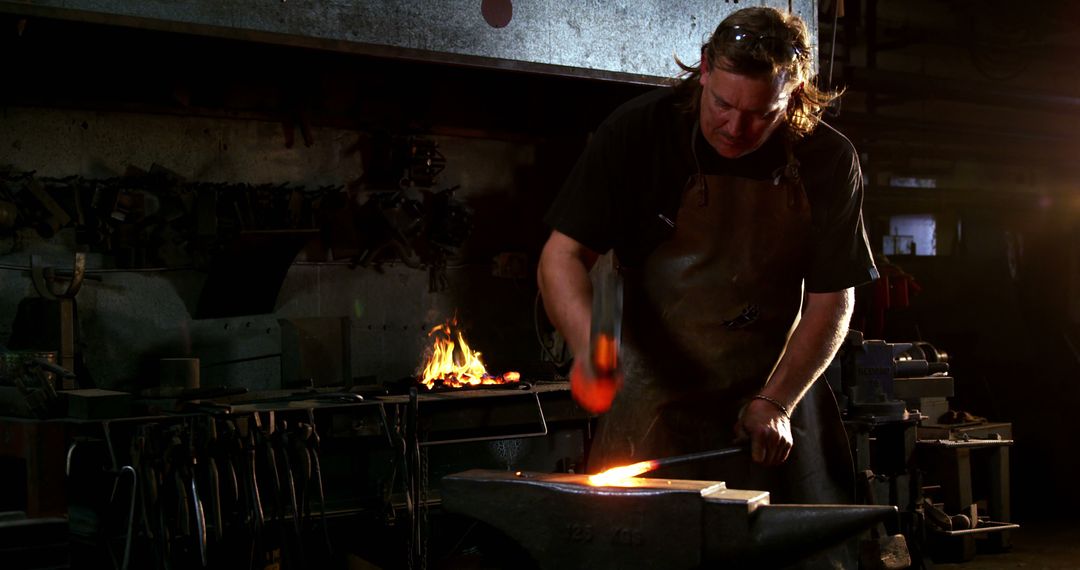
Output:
top-left (227, 417), bottom-right (265, 569)
top-left (189, 460), bottom-right (208, 567)
top-left (255, 412), bottom-right (290, 568)
top-left (234, 416), bottom-right (267, 569)
top-left (163, 425), bottom-right (208, 567)
top-left (196, 416), bottom-right (224, 543)
top-left (219, 420), bottom-right (246, 528)
top-left (275, 422), bottom-right (302, 537)
top-left (274, 420), bottom-right (307, 568)
top-left (107, 465), bottom-right (138, 570)
top-left (133, 426), bottom-right (170, 570)
top-left (286, 423), bottom-right (312, 531)
top-left (27, 177), bottom-right (73, 238)
top-left (305, 409), bottom-right (333, 558)
top-left (164, 432), bottom-right (192, 566)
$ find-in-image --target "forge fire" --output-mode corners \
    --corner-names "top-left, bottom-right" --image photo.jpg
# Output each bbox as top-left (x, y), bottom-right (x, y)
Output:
top-left (419, 318), bottom-right (520, 389)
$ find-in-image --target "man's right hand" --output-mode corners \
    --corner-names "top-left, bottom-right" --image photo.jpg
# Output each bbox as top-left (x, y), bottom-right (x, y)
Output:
top-left (569, 357), bottom-right (621, 414)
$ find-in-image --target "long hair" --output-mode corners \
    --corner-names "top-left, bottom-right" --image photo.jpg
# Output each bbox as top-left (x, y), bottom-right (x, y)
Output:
top-left (673, 7), bottom-right (841, 139)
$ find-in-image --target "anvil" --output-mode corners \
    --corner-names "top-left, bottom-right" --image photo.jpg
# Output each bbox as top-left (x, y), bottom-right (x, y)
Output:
top-left (442, 469), bottom-right (896, 569)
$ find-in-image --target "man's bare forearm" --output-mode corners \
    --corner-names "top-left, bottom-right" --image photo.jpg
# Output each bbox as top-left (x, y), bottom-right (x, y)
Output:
top-left (758, 288), bottom-right (854, 413)
top-left (537, 231), bottom-right (600, 357)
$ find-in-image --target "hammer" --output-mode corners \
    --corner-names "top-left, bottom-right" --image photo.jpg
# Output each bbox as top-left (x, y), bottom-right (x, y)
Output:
top-left (572, 261), bottom-right (624, 413)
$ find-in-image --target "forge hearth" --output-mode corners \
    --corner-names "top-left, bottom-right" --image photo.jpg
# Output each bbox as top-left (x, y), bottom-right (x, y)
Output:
top-left (417, 318), bottom-right (521, 390)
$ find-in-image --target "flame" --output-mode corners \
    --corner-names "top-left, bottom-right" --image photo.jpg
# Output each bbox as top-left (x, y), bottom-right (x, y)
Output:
top-left (419, 319), bottom-right (520, 389)
top-left (587, 459), bottom-right (660, 486)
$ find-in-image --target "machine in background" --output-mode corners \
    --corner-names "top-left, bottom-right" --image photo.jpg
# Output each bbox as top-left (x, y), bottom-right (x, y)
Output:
top-left (826, 330), bottom-right (1017, 566)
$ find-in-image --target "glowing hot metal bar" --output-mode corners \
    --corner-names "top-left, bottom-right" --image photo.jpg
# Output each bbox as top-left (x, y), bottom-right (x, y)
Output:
top-left (588, 445), bottom-right (747, 486)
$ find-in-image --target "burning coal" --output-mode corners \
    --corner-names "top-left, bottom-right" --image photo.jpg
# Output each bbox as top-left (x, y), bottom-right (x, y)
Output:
top-left (419, 318), bottom-right (520, 389)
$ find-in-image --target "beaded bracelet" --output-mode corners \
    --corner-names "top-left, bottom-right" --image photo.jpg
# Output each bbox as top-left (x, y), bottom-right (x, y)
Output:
top-left (751, 394), bottom-right (791, 419)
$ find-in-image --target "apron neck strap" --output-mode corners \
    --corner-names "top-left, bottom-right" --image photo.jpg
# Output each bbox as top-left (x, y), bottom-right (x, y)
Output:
top-left (773, 129), bottom-right (801, 185)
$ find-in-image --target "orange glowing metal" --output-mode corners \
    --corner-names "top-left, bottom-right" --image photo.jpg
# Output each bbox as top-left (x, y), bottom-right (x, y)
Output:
top-left (587, 459), bottom-right (661, 486)
top-left (419, 318), bottom-right (520, 389)
top-left (587, 446), bottom-right (748, 486)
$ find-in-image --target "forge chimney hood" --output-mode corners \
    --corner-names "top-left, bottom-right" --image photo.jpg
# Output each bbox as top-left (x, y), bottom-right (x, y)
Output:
top-left (1, 0), bottom-right (816, 84)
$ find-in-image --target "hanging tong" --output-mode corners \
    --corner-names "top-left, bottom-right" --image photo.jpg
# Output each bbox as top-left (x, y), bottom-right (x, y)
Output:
top-left (305, 408), bottom-right (333, 557)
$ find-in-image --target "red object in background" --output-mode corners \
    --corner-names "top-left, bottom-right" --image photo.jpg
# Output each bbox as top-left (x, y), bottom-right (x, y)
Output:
top-left (891, 272), bottom-right (914, 306)
top-left (481, 0), bottom-right (513, 28)
top-left (863, 266), bottom-right (922, 338)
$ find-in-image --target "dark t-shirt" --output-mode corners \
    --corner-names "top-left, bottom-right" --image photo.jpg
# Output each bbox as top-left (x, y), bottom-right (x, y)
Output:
top-left (545, 86), bottom-right (878, 293)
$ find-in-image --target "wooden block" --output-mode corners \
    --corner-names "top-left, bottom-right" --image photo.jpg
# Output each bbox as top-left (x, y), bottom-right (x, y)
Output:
top-left (59, 389), bottom-right (132, 419)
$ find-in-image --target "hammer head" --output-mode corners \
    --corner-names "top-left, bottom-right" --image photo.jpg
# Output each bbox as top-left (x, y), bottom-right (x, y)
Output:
top-left (572, 267), bottom-right (624, 413)
top-left (589, 268), bottom-right (623, 375)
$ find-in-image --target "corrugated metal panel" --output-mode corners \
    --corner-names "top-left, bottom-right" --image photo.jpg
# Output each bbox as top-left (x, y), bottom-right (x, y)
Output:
top-left (0, 0), bottom-right (817, 83)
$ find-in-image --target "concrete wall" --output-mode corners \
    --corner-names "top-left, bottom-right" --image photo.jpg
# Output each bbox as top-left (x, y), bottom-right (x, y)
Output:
top-left (0, 105), bottom-right (544, 390)
top-left (1, 0), bottom-right (817, 81)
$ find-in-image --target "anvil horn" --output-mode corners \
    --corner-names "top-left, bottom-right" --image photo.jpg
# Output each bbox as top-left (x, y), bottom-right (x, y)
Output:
top-left (721, 504), bottom-right (898, 567)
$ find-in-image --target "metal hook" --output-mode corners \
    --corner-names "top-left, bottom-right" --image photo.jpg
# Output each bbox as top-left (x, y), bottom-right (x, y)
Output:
top-left (30, 252), bottom-right (86, 300)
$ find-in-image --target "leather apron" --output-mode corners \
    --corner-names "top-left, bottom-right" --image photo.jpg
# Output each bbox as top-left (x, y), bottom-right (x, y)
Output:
top-left (588, 129), bottom-right (854, 509)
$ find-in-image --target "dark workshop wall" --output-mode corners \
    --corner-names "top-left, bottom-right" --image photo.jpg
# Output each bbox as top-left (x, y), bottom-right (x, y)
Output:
top-left (0, 14), bottom-right (646, 391)
top-left (0, 113), bottom-right (554, 389)
top-left (862, 198), bottom-right (1080, 518)
top-left (836, 0), bottom-right (1080, 517)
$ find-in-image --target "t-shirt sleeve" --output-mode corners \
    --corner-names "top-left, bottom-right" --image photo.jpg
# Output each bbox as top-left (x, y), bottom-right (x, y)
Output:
top-left (543, 122), bottom-right (624, 255)
top-left (805, 147), bottom-right (879, 293)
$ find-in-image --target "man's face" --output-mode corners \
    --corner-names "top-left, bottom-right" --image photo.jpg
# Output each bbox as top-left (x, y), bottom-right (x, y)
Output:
top-left (698, 59), bottom-right (796, 159)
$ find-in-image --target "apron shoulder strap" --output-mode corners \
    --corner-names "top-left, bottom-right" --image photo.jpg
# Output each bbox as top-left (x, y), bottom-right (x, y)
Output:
top-left (771, 129), bottom-right (802, 186)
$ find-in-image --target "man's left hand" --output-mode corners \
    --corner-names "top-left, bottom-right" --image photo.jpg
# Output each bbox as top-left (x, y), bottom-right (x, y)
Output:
top-left (734, 399), bottom-right (793, 466)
